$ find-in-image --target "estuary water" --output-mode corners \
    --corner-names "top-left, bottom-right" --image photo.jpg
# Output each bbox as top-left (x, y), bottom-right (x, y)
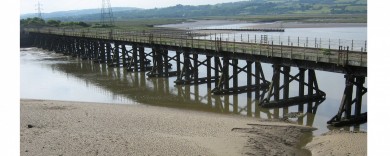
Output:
top-left (20, 25), bottom-right (367, 135)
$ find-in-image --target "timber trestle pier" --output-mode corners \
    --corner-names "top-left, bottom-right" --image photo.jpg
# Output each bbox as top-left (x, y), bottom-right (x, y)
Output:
top-left (23, 28), bottom-right (367, 126)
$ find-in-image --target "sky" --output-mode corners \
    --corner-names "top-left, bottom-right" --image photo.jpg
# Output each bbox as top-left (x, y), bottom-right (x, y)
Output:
top-left (20, 0), bottom-right (244, 14)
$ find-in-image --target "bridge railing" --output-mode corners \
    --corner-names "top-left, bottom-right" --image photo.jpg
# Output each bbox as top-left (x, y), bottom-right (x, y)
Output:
top-left (24, 27), bottom-right (367, 67)
top-left (197, 33), bottom-right (367, 53)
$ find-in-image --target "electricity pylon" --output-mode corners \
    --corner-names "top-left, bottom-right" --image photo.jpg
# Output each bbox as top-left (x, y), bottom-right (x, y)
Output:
top-left (36, 1), bottom-right (43, 19)
top-left (101, 0), bottom-right (115, 27)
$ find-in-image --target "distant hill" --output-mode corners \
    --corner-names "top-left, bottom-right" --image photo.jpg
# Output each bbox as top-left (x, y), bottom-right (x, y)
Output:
top-left (21, 7), bottom-right (141, 20)
top-left (20, 0), bottom-right (366, 21)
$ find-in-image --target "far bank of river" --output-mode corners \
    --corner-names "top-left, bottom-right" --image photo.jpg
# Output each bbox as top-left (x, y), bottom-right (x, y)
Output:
top-left (157, 20), bottom-right (366, 29)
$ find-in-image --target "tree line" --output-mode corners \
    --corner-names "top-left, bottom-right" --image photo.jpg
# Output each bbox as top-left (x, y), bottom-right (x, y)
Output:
top-left (20, 17), bottom-right (91, 28)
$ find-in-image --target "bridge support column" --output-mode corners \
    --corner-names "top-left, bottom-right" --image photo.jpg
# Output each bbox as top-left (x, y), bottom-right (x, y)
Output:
top-left (174, 50), bottom-right (192, 83)
top-left (176, 51), bottom-right (181, 80)
top-left (282, 66), bottom-right (291, 115)
top-left (298, 68), bottom-right (305, 112)
top-left (93, 41), bottom-right (99, 61)
top-left (223, 56), bottom-right (230, 91)
top-left (79, 39), bottom-right (85, 58)
top-left (273, 65), bottom-right (281, 101)
top-left (149, 48), bottom-right (163, 77)
top-left (247, 61), bottom-right (253, 97)
top-left (207, 55), bottom-right (212, 88)
top-left (157, 49), bottom-right (164, 77)
top-left (261, 67), bottom-right (326, 111)
top-left (74, 39), bottom-right (80, 57)
top-left (328, 75), bottom-right (367, 126)
top-left (184, 51), bottom-right (191, 81)
top-left (86, 40), bottom-right (91, 59)
top-left (308, 69), bottom-right (315, 113)
top-left (121, 44), bottom-right (127, 67)
top-left (139, 47), bottom-right (145, 71)
top-left (214, 56), bottom-right (220, 88)
top-left (106, 43), bottom-right (112, 64)
top-left (110, 43), bottom-right (120, 67)
top-left (164, 50), bottom-right (169, 77)
top-left (132, 45), bottom-right (138, 70)
top-left (255, 62), bottom-right (261, 100)
top-left (233, 59), bottom-right (238, 93)
top-left (193, 53), bottom-right (199, 82)
top-left (99, 41), bottom-right (106, 63)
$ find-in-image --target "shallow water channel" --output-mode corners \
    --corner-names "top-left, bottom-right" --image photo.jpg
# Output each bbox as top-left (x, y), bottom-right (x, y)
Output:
top-left (20, 26), bottom-right (367, 135)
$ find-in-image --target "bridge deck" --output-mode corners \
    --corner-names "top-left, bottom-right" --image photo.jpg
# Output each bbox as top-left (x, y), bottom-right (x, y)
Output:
top-left (25, 28), bottom-right (367, 68)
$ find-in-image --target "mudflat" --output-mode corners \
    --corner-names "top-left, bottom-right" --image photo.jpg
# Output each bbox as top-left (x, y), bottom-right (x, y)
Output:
top-left (20, 99), bottom-right (366, 155)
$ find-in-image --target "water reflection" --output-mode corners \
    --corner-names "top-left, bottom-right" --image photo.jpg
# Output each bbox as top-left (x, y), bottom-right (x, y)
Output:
top-left (21, 48), bottom-right (365, 134)
top-left (50, 56), bottom-right (323, 127)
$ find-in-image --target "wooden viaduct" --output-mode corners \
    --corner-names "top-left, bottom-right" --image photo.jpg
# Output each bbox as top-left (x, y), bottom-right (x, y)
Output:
top-left (22, 28), bottom-right (367, 126)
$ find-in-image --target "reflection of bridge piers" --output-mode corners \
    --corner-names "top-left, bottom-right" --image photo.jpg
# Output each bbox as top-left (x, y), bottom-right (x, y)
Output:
top-left (27, 28), bottom-right (367, 126)
top-left (52, 56), bottom-right (321, 127)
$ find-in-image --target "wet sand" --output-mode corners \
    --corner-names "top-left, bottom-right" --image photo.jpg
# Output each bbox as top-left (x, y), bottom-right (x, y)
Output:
top-left (20, 99), bottom-right (366, 155)
top-left (306, 130), bottom-right (367, 156)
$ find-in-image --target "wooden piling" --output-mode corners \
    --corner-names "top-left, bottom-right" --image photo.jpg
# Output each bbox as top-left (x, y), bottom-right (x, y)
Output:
top-left (176, 51), bottom-right (181, 80)
top-left (273, 65), bottom-right (281, 101)
top-left (193, 53), bottom-right (199, 81)
top-left (247, 61), bottom-right (253, 97)
top-left (207, 56), bottom-right (212, 88)
top-left (139, 47), bottom-right (145, 71)
top-left (214, 57), bottom-right (220, 88)
top-left (223, 56), bottom-right (229, 90)
top-left (298, 68), bottom-right (305, 112)
top-left (133, 45), bottom-right (138, 70)
top-left (164, 50), bottom-right (169, 77)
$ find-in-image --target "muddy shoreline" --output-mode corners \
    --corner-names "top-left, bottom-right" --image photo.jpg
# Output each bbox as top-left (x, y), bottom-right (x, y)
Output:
top-left (157, 19), bottom-right (366, 29)
top-left (20, 99), bottom-right (366, 155)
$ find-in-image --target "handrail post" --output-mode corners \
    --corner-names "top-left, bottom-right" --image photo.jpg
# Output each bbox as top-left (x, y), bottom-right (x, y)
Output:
top-left (364, 40), bottom-right (367, 52)
top-left (351, 40), bottom-right (354, 51)
top-left (281, 42), bottom-right (283, 58)
top-left (290, 43), bottom-right (293, 59)
top-left (346, 46), bottom-right (349, 65)
top-left (271, 41), bottom-right (274, 57)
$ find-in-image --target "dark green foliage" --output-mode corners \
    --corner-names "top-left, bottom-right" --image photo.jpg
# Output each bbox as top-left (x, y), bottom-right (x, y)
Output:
top-left (47, 20), bottom-right (61, 27)
top-left (60, 21), bottom-right (91, 27)
top-left (91, 24), bottom-right (115, 28)
top-left (20, 18), bottom-right (91, 28)
top-left (20, 17), bottom-right (46, 27)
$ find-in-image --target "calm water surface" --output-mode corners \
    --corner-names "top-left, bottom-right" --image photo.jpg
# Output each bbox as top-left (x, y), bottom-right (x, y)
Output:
top-left (20, 26), bottom-right (367, 135)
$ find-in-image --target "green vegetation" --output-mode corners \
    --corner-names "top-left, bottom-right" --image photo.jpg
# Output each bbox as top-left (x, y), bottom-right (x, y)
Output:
top-left (322, 48), bottom-right (332, 55)
top-left (20, 17), bottom-right (188, 32)
top-left (107, 0), bottom-right (366, 19)
top-left (25, 0), bottom-right (366, 23)
top-left (21, 18), bottom-right (91, 28)
top-left (20, 17), bottom-right (46, 27)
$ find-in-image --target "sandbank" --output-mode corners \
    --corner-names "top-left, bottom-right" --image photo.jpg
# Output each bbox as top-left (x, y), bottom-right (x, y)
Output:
top-left (20, 99), bottom-right (366, 155)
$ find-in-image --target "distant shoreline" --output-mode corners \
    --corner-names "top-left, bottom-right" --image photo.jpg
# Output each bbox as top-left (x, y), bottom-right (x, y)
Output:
top-left (246, 21), bottom-right (367, 29)
top-left (157, 20), bottom-right (366, 31)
